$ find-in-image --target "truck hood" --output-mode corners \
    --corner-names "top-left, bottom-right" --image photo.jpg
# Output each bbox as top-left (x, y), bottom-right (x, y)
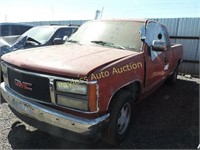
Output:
top-left (2, 44), bottom-right (138, 77)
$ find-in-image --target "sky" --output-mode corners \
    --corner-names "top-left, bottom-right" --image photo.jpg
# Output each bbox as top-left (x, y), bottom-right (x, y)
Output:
top-left (0, 0), bottom-right (199, 22)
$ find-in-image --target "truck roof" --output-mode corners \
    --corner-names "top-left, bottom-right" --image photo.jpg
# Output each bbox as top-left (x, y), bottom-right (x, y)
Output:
top-left (89, 19), bottom-right (146, 23)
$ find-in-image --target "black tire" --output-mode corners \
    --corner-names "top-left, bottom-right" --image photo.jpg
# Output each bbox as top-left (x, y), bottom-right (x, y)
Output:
top-left (1, 71), bottom-right (3, 82)
top-left (167, 65), bottom-right (179, 85)
top-left (102, 90), bottom-right (134, 145)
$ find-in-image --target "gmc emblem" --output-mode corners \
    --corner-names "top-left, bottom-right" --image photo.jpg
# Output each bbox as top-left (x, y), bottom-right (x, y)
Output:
top-left (14, 79), bottom-right (32, 91)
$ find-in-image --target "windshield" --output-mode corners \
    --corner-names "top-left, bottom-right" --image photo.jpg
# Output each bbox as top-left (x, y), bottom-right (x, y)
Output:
top-left (21, 26), bottom-right (56, 44)
top-left (69, 20), bottom-right (144, 51)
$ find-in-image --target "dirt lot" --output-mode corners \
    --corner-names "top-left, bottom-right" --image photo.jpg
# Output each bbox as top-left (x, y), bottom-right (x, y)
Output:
top-left (0, 75), bottom-right (199, 149)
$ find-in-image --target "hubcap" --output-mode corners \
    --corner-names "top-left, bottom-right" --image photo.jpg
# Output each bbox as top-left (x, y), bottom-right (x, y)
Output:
top-left (117, 102), bottom-right (131, 135)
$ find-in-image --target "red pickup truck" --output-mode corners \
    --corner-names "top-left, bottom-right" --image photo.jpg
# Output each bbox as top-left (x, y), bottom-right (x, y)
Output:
top-left (0, 19), bottom-right (183, 145)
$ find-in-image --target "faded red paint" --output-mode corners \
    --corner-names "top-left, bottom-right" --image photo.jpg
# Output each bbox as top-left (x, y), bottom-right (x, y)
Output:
top-left (1, 19), bottom-right (183, 117)
top-left (2, 44), bottom-right (136, 78)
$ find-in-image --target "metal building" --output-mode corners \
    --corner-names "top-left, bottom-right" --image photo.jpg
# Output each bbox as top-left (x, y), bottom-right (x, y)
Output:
top-left (151, 18), bottom-right (199, 75)
top-left (22, 20), bottom-right (88, 26)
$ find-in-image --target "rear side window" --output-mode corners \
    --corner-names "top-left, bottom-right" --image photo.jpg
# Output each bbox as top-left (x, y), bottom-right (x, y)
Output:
top-left (18, 26), bottom-right (33, 34)
top-left (0, 24), bottom-right (33, 36)
top-left (54, 28), bottom-right (77, 39)
top-left (0, 25), bottom-right (10, 36)
top-left (10, 25), bottom-right (21, 35)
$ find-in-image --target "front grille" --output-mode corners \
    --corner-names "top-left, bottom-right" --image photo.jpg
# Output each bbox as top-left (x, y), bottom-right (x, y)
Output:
top-left (8, 67), bottom-right (51, 103)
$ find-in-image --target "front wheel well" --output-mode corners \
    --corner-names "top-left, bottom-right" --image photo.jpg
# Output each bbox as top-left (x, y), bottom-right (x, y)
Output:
top-left (122, 81), bottom-right (141, 101)
top-left (108, 81), bottom-right (142, 111)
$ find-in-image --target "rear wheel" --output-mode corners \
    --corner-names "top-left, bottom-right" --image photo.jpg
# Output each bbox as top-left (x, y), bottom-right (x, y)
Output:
top-left (102, 90), bottom-right (134, 145)
top-left (167, 65), bottom-right (179, 85)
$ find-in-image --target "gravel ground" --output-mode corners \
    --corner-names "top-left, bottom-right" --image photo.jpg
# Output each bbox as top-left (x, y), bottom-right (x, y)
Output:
top-left (0, 75), bottom-right (199, 149)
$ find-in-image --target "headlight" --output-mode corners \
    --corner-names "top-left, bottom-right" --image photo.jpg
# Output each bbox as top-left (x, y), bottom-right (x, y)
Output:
top-left (56, 81), bottom-right (87, 95)
top-left (55, 80), bottom-right (98, 112)
top-left (57, 95), bottom-right (88, 111)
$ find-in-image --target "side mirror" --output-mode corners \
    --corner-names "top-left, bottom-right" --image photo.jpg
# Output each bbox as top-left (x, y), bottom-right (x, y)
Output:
top-left (63, 36), bottom-right (69, 41)
top-left (53, 38), bottom-right (64, 45)
top-left (152, 40), bottom-right (166, 51)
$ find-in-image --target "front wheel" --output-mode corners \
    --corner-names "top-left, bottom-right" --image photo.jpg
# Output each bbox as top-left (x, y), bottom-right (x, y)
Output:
top-left (102, 90), bottom-right (134, 145)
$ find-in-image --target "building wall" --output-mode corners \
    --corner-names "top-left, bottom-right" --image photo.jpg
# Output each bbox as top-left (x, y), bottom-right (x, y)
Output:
top-left (151, 18), bottom-right (199, 75)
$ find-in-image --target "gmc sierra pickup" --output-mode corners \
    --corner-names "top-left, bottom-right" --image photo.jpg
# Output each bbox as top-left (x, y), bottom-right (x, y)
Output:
top-left (0, 19), bottom-right (183, 145)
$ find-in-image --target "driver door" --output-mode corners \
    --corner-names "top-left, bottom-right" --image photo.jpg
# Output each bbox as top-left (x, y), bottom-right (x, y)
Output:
top-left (142, 21), bottom-right (170, 90)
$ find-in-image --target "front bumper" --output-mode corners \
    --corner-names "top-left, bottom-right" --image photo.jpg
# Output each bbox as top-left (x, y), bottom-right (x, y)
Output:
top-left (0, 82), bottom-right (109, 141)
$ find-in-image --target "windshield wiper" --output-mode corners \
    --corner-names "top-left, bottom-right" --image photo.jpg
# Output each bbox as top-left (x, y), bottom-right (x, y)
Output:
top-left (91, 40), bottom-right (126, 50)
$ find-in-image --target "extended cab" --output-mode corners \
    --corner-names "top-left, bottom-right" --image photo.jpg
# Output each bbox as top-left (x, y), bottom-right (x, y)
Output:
top-left (0, 20), bottom-right (183, 145)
